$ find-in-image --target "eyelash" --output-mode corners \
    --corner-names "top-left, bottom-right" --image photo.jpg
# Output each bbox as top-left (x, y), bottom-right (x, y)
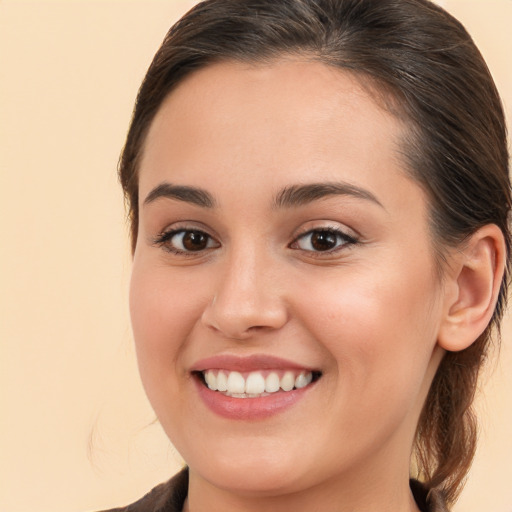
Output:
top-left (290, 227), bottom-right (359, 255)
top-left (152, 226), bottom-right (359, 256)
top-left (153, 228), bottom-right (220, 256)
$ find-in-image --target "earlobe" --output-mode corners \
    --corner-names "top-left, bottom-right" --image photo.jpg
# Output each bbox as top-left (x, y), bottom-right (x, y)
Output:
top-left (437, 224), bottom-right (506, 352)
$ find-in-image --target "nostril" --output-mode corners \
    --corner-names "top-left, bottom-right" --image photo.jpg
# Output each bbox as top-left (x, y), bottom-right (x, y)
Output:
top-left (200, 287), bottom-right (288, 339)
top-left (248, 325), bottom-right (270, 332)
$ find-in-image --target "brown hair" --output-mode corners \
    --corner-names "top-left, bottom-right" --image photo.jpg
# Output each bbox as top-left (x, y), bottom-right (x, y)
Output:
top-left (119, 0), bottom-right (511, 504)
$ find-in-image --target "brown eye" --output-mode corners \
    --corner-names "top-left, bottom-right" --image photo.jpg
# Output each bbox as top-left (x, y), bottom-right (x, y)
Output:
top-left (293, 229), bottom-right (356, 252)
top-left (182, 231), bottom-right (210, 251)
top-left (158, 229), bottom-right (220, 254)
top-left (310, 231), bottom-right (338, 251)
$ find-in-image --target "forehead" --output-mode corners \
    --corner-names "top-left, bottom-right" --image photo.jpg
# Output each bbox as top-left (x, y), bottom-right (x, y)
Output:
top-left (139, 58), bottom-right (415, 212)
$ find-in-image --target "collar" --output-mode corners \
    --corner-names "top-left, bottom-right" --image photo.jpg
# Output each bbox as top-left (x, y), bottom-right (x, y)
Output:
top-left (101, 468), bottom-right (449, 512)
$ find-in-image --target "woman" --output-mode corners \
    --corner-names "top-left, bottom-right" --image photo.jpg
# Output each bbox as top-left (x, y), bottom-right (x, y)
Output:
top-left (103, 0), bottom-right (511, 511)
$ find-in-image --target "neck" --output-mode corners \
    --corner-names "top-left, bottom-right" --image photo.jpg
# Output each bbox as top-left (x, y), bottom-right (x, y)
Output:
top-left (184, 483), bottom-right (420, 512)
top-left (184, 446), bottom-right (422, 512)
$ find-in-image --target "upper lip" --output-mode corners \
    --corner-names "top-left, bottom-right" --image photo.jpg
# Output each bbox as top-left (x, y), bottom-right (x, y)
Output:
top-left (190, 354), bottom-right (318, 373)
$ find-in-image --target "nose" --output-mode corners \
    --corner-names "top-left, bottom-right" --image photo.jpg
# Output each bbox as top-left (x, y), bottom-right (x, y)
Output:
top-left (201, 248), bottom-right (288, 340)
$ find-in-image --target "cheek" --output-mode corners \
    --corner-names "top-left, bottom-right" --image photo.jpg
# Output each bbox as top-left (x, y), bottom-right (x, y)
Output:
top-left (294, 258), bottom-right (441, 392)
top-left (129, 260), bottom-right (202, 386)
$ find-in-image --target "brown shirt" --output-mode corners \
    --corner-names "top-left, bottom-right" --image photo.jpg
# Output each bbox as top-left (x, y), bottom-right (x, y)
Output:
top-left (98, 468), bottom-right (449, 512)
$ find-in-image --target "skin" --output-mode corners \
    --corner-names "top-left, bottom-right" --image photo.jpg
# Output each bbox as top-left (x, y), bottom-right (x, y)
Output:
top-left (129, 59), bottom-right (485, 512)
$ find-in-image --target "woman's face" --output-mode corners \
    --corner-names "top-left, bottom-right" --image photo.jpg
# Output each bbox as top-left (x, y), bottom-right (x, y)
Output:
top-left (131, 59), bottom-right (447, 495)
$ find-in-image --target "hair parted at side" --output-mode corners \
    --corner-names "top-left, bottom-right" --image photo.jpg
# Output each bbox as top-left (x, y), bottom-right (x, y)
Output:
top-left (119, 0), bottom-right (511, 505)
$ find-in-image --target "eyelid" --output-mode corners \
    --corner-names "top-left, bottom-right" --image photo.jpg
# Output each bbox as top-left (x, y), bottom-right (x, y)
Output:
top-left (291, 220), bottom-right (359, 241)
top-left (151, 222), bottom-right (221, 256)
top-left (289, 224), bottom-right (360, 254)
top-left (152, 220), bottom-right (218, 242)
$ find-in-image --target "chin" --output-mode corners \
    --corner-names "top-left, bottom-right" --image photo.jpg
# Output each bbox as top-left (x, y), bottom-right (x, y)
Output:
top-left (185, 437), bottom-right (312, 496)
top-left (202, 461), bottom-right (306, 496)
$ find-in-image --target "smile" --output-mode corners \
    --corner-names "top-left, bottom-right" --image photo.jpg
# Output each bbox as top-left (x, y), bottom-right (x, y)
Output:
top-left (191, 355), bottom-right (322, 419)
top-left (202, 369), bottom-right (316, 398)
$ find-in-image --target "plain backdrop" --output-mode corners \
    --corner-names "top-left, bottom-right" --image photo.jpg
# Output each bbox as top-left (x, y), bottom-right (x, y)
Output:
top-left (0, 1), bottom-right (511, 511)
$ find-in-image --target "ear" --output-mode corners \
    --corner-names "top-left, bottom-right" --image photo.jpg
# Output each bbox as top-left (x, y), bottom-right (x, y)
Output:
top-left (437, 224), bottom-right (507, 352)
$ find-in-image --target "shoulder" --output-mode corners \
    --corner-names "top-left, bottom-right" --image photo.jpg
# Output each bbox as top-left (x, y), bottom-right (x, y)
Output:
top-left (97, 468), bottom-right (189, 512)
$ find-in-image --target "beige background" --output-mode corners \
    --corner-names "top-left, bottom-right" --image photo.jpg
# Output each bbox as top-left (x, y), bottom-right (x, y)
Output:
top-left (0, 1), bottom-right (511, 511)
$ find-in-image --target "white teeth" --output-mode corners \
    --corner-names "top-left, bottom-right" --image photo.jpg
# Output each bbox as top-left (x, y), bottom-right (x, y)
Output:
top-left (226, 371), bottom-right (245, 394)
top-left (265, 372), bottom-right (280, 393)
top-left (280, 371), bottom-right (295, 391)
top-left (217, 371), bottom-right (228, 391)
top-left (295, 372), bottom-right (312, 389)
top-left (245, 372), bottom-right (266, 394)
top-left (202, 369), bottom-right (315, 396)
top-left (205, 371), bottom-right (216, 390)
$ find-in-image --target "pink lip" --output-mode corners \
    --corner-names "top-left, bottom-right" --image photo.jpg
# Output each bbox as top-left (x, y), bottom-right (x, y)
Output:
top-left (191, 354), bottom-right (315, 373)
top-left (193, 377), bottom-right (316, 420)
top-left (191, 354), bottom-right (319, 420)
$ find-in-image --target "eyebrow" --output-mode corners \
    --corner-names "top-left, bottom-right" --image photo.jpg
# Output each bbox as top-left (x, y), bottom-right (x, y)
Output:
top-left (273, 182), bottom-right (384, 209)
top-left (143, 182), bottom-right (216, 208)
top-left (143, 180), bottom-right (383, 210)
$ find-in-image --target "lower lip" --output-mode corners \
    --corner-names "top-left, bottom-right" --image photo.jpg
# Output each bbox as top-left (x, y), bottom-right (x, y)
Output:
top-left (193, 376), bottom-right (316, 420)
